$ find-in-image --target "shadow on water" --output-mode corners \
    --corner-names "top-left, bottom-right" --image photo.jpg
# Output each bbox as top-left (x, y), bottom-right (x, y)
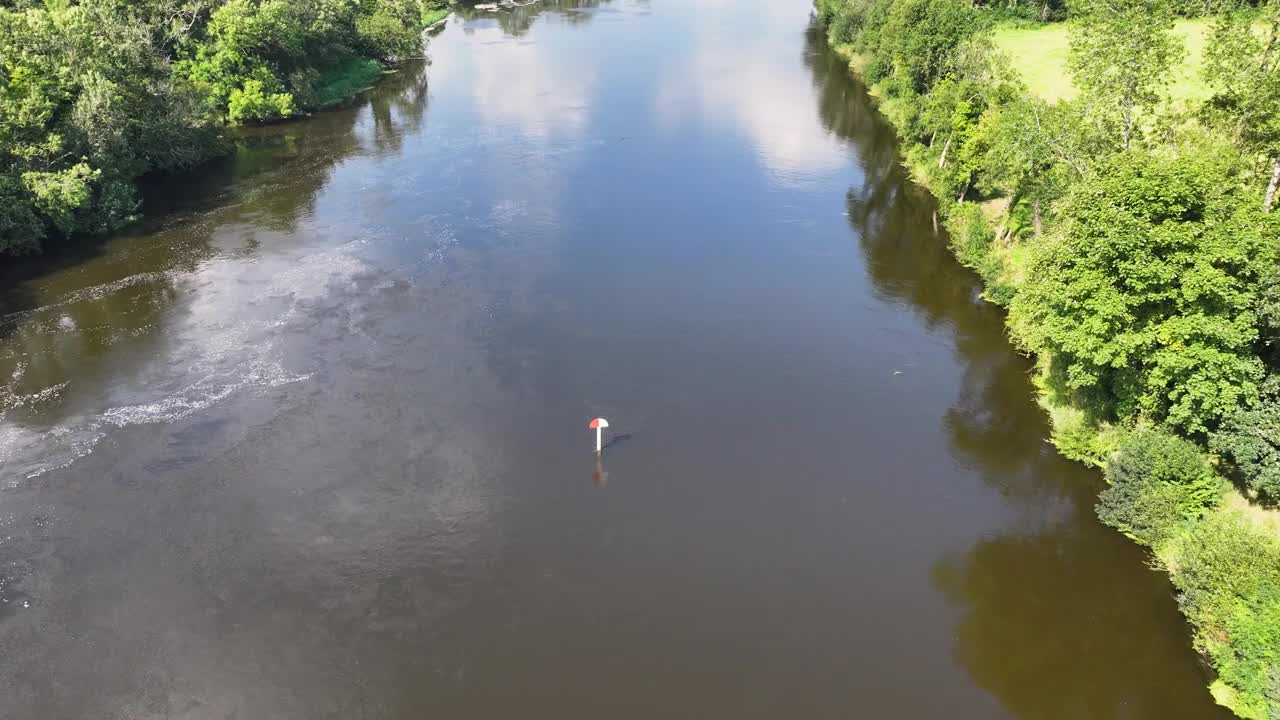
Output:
top-left (802, 24), bottom-right (1230, 720)
top-left (601, 432), bottom-right (633, 451)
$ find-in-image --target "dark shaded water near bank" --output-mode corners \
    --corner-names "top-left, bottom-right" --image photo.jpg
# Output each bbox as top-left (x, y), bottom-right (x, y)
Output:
top-left (0, 2), bottom-right (1232, 718)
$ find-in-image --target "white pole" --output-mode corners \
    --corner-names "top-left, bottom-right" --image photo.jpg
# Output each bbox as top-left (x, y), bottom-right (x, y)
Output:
top-left (590, 417), bottom-right (609, 455)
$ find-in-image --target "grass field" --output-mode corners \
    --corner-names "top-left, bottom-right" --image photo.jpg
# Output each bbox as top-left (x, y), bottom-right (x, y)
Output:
top-left (992, 19), bottom-right (1211, 107)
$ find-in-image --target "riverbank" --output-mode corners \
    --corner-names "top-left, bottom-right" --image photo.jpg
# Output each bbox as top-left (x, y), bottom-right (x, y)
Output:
top-left (0, 0), bottom-right (449, 257)
top-left (816, 1), bottom-right (1280, 717)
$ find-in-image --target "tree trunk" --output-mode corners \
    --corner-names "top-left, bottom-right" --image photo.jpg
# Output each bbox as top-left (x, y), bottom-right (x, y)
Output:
top-left (932, 210), bottom-right (938, 235)
top-left (938, 134), bottom-right (952, 169)
top-left (1260, 18), bottom-right (1280, 73)
top-left (1264, 155), bottom-right (1280, 213)
top-left (1121, 105), bottom-right (1133, 151)
top-left (1033, 196), bottom-right (1043, 235)
top-left (957, 175), bottom-right (972, 203)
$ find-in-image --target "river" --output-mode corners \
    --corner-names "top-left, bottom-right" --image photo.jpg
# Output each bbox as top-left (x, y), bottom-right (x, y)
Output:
top-left (0, 1), bottom-right (1233, 718)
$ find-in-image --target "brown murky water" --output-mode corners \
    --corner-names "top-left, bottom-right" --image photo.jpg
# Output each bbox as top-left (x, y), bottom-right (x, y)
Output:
top-left (0, 2), bottom-right (1232, 718)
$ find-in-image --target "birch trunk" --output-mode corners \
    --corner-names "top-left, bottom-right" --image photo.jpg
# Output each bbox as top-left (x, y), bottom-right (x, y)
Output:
top-left (1264, 155), bottom-right (1280, 213)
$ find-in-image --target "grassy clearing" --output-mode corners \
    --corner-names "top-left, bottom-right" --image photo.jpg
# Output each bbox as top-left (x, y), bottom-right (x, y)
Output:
top-left (315, 57), bottom-right (387, 108)
top-left (993, 19), bottom-right (1211, 107)
top-left (422, 6), bottom-right (450, 27)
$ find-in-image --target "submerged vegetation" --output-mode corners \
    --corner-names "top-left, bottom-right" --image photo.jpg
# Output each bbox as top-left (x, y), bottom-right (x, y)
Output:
top-left (0, 0), bottom-right (449, 256)
top-left (815, 0), bottom-right (1280, 716)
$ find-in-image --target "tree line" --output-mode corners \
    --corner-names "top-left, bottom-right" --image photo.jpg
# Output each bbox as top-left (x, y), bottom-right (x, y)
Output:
top-left (0, 0), bottom-right (447, 256)
top-left (815, 0), bottom-right (1280, 716)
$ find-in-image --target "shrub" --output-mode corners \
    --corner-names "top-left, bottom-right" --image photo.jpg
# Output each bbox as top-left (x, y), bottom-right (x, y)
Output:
top-left (1168, 512), bottom-right (1280, 720)
top-left (22, 162), bottom-right (98, 236)
top-left (828, 5), bottom-right (860, 46)
top-left (1211, 376), bottom-right (1280, 505)
top-left (945, 202), bottom-right (1016, 304)
top-left (356, 7), bottom-right (421, 62)
top-left (227, 80), bottom-right (294, 124)
top-left (0, 173), bottom-right (43, 254)
top-left (1097, 429), bottom-right (1221, 547)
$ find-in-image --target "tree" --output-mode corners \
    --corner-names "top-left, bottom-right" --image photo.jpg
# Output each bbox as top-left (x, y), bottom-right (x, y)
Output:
top-left (1068, 0), bottom-right (1184, 150)
top-left (0, 0), bottom-right (435, 254)
top-left (1203, 0), bottom-right (1280, 211)
top-left (874, 0), bottom-right (986, 94)
top-left (975, 96), bottom-right (1091, 234)
top-left (0, 1), bottom-right (210, 251)
top-left (1009, 149), bottom-right (1278, 434)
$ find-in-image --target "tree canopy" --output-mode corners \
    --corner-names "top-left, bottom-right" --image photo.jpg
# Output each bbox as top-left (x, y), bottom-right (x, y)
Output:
top-left (0, 0), bottom-right (444, 255)
top-left (1011, 150), bottom-right (1276, 434)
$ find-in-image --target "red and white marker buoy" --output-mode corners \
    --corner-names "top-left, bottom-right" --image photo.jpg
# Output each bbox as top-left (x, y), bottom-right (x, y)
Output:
top-left (589, 417), bottom-right (609, 455)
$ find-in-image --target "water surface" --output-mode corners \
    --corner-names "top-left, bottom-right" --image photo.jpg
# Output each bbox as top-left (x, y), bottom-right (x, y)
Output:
top-left (0, 2), bottom-right (1230, 718)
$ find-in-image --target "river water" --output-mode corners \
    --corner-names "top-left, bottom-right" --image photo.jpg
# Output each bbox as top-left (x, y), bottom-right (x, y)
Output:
top-left (0, 2), bottom-right (1233, 718)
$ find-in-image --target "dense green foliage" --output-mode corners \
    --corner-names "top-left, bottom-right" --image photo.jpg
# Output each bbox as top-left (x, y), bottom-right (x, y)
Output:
top-left (817, 0), bottom-right (1280, 715)
top-left (0, 0), bottom-right (445, 255)
top-left (1097, 429), bottom-right (1221, 545)
top-left (1170, 513), bottom-right (1280, 719)
top-left (1213, 376), bottom-right (1280, 504)
top-left (1011, 151), bottom-right (1276, 434)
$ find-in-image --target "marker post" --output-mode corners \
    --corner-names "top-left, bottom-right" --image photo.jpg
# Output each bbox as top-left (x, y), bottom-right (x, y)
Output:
top-left (589, 417), bottom-right (609, 455)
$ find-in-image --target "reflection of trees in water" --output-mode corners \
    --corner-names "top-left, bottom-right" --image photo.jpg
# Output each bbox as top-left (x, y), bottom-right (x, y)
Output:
top-left (804, 24), bottom-right (1225, 720)
top-left (455, 0), bottom-right (609, 37)
top-left (0, 64), bottom-right (432, 425)
top-left (806, 22), bottom-right (1061, 492)
top-left (808, 22), bottom-right (1089, 503)
top-left (367, 62), bottom-right (431, 157)
top-left (928, 516), bottom-right (1225, 720)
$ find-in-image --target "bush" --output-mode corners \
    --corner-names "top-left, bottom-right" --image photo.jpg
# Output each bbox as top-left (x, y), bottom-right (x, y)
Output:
top-left (227, 79), bottom-right (294, 124)
top-left (1097, 429), bottom-right (1221, 547)
top-left (1168, 512), bottom-right (1280, 720)
top-left (1212, 376), bottom-right (1280, 505)
top-left (828, 9), bottom-right (859, 46)
top-left (22, 162), bottom-right (98, 236)
top-left (0, 173), bottom-right (43, 254)
top-left (356, 7), bottom-right (421, 62)
top-left (946, 202), bottom-right (1016, 303)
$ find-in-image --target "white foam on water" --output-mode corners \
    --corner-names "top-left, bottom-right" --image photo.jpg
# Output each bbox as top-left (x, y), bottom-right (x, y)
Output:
top-left (0, 243), bottom-right (381, 480)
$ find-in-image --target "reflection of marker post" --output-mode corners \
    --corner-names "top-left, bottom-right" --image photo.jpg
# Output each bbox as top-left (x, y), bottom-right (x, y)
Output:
top-left (589, 417), bottom-right (609, 455)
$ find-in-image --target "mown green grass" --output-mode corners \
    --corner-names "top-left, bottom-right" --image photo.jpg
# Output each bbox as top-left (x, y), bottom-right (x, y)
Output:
top-left (315, 57), bottom-right (387, 108)
top-left (993, 19), bottom-right (1211, 107)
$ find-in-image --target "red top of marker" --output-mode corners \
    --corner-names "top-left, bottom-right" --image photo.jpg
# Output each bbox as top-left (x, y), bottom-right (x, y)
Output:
top-left (589, 418), bottom-right (609, 430)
